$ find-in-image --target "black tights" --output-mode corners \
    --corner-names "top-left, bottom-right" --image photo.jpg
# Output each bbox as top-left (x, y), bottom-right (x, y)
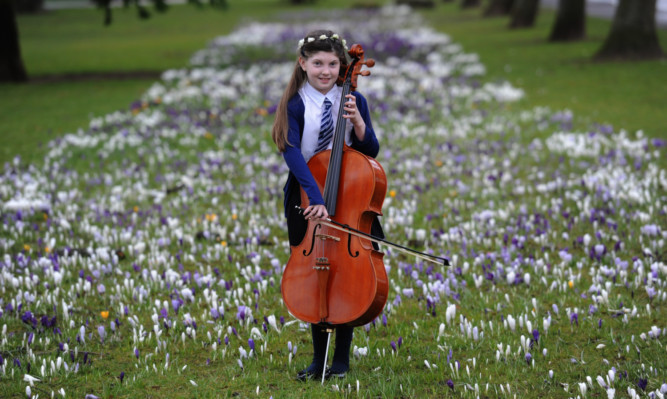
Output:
top-left (307, 324), bottom-right (353, 373)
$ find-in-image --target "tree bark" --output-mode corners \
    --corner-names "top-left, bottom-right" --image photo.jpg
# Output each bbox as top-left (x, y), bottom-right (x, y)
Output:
top-left (595, 0), bottom-right (663, 60)
top-left (483, 0), bottom-right (514, 16)
top-left (461, 0), bottom-right (481, 8)
top-left (548, 0), bottom-right (585, 41)
top-left (509, 0), bottom-right (540, 28)
top-left (0, 0), bottom-right (28, 82)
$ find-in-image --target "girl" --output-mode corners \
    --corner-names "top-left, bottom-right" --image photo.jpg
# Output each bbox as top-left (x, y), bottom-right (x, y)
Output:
top-left (271, 29), bottom-right (382, 381)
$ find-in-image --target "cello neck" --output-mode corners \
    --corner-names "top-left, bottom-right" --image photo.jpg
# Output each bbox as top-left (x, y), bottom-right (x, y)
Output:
top-left (321, 76), bottom-right (354, 217)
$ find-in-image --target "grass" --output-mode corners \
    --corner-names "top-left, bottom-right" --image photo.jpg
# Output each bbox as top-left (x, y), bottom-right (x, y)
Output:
top-left (3, 0), bottom-right (299, 165)
top-left (420, 2), bottom-right (667, 140)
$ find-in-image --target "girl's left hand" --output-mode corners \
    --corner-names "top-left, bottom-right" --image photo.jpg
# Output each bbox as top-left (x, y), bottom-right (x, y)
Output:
top-left (343, 94), bottom-right (365, 129)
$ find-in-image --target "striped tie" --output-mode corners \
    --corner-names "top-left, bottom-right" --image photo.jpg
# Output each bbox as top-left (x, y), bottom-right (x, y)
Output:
top-left (315, 98), bottom-right (334, 154)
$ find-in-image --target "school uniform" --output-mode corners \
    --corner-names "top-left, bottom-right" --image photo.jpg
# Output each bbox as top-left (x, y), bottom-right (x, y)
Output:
top-left (282, 81), bottom-right (383, 246)
top-left (280, 81), bottom-right (384, 378)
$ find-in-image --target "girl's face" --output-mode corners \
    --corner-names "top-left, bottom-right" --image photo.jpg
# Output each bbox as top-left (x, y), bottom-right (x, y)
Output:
top-left (299, 51), bottom-right (340, 95)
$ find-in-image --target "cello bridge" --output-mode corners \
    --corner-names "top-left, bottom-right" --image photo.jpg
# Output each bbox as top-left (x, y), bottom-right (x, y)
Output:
top-left (314, 257), bottom-right (330, 270)
top-left (315, 234), bottom-right (340, 242)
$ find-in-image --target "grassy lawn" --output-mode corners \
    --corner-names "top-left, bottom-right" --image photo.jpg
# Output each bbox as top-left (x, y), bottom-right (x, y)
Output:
top-left (2, 0), bottom-right (298, 165)
top-left (421, 3), bottom-right (667, 140)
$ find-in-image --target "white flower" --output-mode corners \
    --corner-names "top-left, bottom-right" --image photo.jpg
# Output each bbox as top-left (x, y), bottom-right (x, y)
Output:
top-left (23, 374), bottom-right (41, 386)
top-left (307, 37), bottom-right (315, 43)
top-left (319, 34), bottom-right (327, 40)
top-left (297, 39), bottom-right (304, 49)
top-left (332, 34), bottom-right (339, 40)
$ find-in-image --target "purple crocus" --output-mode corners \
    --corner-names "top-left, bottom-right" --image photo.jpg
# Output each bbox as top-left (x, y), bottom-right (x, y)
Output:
top-left (119, 371), bottom-right (125, 383)
top-left (236, 306), bottom-right (247, 321)
top-left (446, 379), bottom-right (454, 390)
top-left (525, 352), bottom-right (532, 365)
top-left (570, 312), bottom-right (578, 326)
top-left (97, 326), bottom-right (105, 343)
top-left (134, 347), bottom-right (139, 359)
top-left (532, 329), bottom-right (539, 343)
top-left (171, 299), bottom-right (182, 314)
top-left (248, 338), bottom-right (255, 352)
top-left (637, 378), bottom-right (648, 391)
top-left (390, 341), bottom-right (397, 352)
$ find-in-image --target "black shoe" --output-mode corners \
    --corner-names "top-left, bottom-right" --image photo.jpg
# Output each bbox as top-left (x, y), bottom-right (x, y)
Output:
top-left (324, 368), bottom-right (347, 380)
top-left (296, 367), bottom-right (324, 381)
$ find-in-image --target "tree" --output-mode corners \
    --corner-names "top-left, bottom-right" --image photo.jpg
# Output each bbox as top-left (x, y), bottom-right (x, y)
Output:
top-left (548, 0), bottom-right (585, 42)
top-left (1, 0), bottom-right (28, 82)
top-left (509, 0), bottom-right (540, 28)
top-left (595, 0), bottom-right (663, 60)
top-left (483, 0), bottom-right (514, 17)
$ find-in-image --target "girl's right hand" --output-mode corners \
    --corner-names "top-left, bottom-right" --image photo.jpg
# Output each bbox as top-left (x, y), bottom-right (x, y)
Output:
top-left (303, 204), bottom-right (329, 221)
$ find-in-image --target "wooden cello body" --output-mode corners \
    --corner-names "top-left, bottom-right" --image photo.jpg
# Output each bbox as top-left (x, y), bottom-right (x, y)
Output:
top-left (281, 45), bottom-right (389, 327)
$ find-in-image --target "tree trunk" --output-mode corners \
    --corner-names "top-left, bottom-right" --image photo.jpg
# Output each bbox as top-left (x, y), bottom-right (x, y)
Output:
top-left (595, 0), bottom-right (663, 60)
top-left (0, 0), bottom-right (28, 82)
top-left (509, 0), bottom-right (540, 28)
top-left (483, 0), bottom-right (514, 16)
top-left (461, 0), bottom-right (481, 8)
top-left (549, 0), bottom-right (585, 41)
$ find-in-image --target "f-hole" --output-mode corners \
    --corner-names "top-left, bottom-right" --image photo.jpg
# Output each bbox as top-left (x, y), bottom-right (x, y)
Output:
top-left (347, 233), bottom-right (359, 258)
top-left (303, 224), bottom-right (322, 256)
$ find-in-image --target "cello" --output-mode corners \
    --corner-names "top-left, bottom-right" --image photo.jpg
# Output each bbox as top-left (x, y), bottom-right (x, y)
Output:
top-left (281, 44), bottom-right (388, 328)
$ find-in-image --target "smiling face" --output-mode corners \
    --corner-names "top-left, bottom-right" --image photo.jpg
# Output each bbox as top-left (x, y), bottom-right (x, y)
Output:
top-left (299, 51), bottom-right (341, 95)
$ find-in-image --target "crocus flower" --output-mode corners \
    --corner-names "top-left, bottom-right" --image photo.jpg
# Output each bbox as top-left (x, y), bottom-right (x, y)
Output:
top-left (446, 379), bottom-right (454, 390)
top-left (570, 313), bottom-right (578, 326)
top-left (637, 378), bottom-right (647, 391)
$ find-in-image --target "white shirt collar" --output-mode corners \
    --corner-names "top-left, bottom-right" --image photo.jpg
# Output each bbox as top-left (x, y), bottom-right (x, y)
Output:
top-left (303, 81), bottom-right (339, 107)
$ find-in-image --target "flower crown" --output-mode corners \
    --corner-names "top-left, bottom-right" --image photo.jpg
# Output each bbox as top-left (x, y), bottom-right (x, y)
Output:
top-left (297, 33), bottom-right (348, 52)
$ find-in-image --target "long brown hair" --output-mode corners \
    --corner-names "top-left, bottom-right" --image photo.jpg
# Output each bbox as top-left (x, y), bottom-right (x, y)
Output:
top-left (271, 30), bottom-right (349, 152)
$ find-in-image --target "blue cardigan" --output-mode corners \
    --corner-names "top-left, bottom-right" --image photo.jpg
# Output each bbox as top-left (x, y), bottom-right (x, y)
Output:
top-left (282, 91), bottom-right (380, 216)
